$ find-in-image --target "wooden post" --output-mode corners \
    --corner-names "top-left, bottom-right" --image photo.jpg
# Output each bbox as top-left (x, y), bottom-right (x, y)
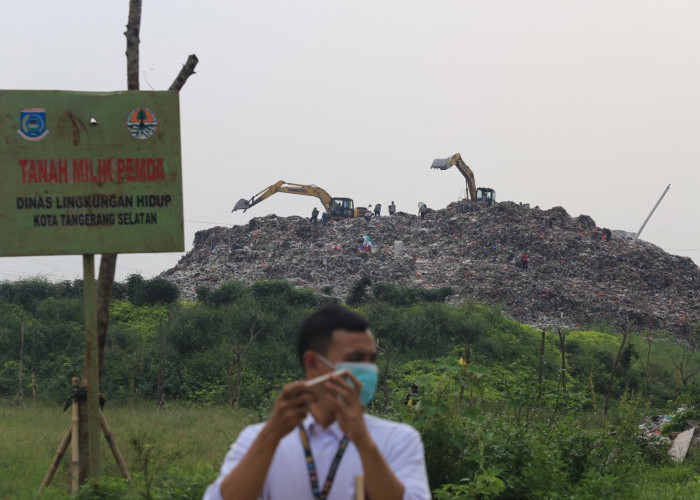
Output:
top-left (70, 378), bottom-right (81, 492)
top-left (83, 255), bottom-right (101, 477)
top-left (355, 475), bottom-right (364, 500)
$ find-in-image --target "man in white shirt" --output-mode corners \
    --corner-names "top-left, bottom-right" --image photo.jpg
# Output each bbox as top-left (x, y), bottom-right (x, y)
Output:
top-left (203, 305), bottom-right (431, 500)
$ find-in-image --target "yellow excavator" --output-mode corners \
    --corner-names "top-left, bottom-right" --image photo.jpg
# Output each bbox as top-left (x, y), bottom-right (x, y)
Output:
top-left (232, 180), bottom-right (368, 218)
top-left (431, 153), bottom-right (496, 207)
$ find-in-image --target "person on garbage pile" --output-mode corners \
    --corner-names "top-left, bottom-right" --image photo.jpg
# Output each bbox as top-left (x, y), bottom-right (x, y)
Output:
top-left (321, 211), bottom-right (330, 224)
top-left (203, 305), bottom-right (431, 500)
top-left (417, 202), bottom-right (427, 219)
top-left (362, 235), bottom-right (375, 252)
top-left (388, 201), bottom-right (396, 216)
top-left (374, 203), bottom-right (381, 217)
top-left (520, 252), bottom-right (529, 270)
top-left (311, 207), bottom-right (319, 225)
top-left (363, 210), bottom-right (373, 222)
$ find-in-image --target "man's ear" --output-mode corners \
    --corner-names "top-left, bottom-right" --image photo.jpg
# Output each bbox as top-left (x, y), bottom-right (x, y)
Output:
top-left (302, 351), bottom-right (319, 375)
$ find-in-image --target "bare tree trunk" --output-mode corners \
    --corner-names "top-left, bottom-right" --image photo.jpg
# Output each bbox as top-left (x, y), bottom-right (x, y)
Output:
top-left (604, 322), bottom-right (634, 418)
top-left (92, 0), bottom-right (142, 384)
top-left (97, 255), bottom-right (117, 381)
top-left (227, 320), bottom-right (264, 410)
top-left (382, 345), bottom-right (393, 410)
top-left (644, 334), bottom-right (653, 402)
top-left (537, 330), bottom-right (545, 398)
top-left (129, 362), bottom-right (135, 407)
top-left (125, 0), bottom-right (142, 91)
top-left (557, 329), bottom-right (567, 413)
top-left (226, 361), bottom-right (235, 409)
top-left (157, 317), bottom-right (167, 409)
top-left (234, 354), bottom-right (243, 411)
top-left (17, 318), bottom-right (25, 405)
top-left (589, 370), bottom-right (597, 411)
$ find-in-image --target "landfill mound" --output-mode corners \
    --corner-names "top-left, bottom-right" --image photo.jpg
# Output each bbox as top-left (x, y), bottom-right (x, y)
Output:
top-left (162, 201), bottom-right (699, 334)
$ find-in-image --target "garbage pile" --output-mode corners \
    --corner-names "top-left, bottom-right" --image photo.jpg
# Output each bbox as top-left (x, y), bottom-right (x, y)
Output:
top-left (161, 201), bottom-right (699, 334)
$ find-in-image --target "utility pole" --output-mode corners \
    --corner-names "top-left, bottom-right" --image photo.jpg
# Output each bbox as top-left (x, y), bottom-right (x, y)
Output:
top-left (634, 184), bottom-right (670, 241)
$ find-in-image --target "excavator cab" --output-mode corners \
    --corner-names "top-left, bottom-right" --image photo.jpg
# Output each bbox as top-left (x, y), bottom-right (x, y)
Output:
top-left (329, 197), bottom-right (355, 218)
top-left (476, 187), bottom-right (496, 207)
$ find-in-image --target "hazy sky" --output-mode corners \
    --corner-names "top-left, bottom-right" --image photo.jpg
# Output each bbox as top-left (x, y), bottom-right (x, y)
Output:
top-left (1, 0), bottom-right (698, 282)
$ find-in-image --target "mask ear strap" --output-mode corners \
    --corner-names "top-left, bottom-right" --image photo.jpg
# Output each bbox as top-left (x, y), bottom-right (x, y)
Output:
top-left (315, 352), bottom-right (336, 370)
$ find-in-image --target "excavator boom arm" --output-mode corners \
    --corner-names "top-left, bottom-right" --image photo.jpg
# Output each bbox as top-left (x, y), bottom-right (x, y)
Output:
top-left (431, 153), bottom-right (477, 201)
top-left (232, 181), bottom-right (333, 212)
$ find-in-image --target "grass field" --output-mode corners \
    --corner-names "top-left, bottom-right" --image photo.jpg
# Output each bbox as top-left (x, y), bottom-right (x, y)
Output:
top-left (4, 401), bottom-right (700, 499)
top-left (0, 401), bottom-right (258, 499)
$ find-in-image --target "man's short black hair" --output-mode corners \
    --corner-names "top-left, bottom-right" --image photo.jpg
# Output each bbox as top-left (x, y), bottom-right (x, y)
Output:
top-left (296, 305), bottom-right (370, 366)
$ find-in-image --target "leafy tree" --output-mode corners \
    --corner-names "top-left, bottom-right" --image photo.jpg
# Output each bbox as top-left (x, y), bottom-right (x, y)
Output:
top-left (122, 274), bottom-right (179, 306)
top-left (142, 278), bottom-right (179, 305)
top-left (347, 276), bottom-right (372, 306)
top-left (196, 281), bottom-right (247, 306)
top-left (0, 278), bottom-right (62, 312)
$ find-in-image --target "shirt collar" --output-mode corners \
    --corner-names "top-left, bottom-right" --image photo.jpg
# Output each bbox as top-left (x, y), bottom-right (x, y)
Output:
top-left (302, 412), bottom-right (345, 440)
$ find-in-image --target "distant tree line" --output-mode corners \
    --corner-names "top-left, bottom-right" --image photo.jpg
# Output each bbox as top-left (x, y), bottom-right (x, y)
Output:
top-left (1, 276), bottom-right (699, 413)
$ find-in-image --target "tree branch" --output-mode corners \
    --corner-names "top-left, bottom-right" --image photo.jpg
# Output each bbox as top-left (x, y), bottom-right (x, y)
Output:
top-left (169, 54), bottom-right (199, 92)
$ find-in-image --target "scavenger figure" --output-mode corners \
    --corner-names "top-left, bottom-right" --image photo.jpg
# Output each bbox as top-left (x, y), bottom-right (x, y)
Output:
top-left (310, 207), bottom-right (319, 225)
top-left (388, 201), bottom-right (396, 216)
top-left (520, 253), bottom-right (529, 270)
top-left (374, 203), bottom-right (382, 217)
top-left (417, 202), bottom-right (428, 219)
top-left (203, 305), bottom-right (431, 500)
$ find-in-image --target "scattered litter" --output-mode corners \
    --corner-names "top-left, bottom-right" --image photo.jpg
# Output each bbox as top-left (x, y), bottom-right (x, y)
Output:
top-left (670, 427), bottom-right (696, 462)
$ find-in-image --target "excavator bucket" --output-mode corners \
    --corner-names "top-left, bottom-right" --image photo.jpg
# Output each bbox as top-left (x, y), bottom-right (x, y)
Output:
top-left (232, 199), bottom-right (251, 212)
top-left (431, 158), bottom-right (451, 170)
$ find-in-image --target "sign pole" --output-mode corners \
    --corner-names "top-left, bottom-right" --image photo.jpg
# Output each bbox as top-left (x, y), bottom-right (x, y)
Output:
top-left (83, 254), bottom-right (100, 477)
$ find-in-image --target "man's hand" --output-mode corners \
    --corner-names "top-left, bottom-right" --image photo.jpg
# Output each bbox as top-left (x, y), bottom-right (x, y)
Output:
top-left (323, 371), bottom-right (370, 446)
top-left (322, 372), bottom-right (405, 500)
top-left (219, 381), bottom-right (314, 500)
top-left (265, 381), bottom-right (316, 441)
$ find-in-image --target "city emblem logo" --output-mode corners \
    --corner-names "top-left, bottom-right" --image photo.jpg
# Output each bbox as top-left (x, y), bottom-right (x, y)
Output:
top-left (126, 106), bottom-right (158, 140)
top-left (18, 108), bottom-right (49, 141)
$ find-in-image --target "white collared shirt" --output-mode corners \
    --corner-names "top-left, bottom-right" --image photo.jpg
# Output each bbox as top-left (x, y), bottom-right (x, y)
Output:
top-left (203, 413), bottom-right (431, 500)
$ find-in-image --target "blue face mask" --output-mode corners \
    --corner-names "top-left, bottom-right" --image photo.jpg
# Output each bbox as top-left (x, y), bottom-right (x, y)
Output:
top-left (334, 362), bottom-right (378, 406)
top-left (316, 353), bottom-right (379, 406)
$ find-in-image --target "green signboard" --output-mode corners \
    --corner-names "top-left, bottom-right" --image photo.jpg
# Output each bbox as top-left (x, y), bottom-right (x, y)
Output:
top-left (0, 90), bottom-right (184, 256)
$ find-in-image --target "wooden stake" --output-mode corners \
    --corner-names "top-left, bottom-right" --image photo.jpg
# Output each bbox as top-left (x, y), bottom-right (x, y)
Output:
top-left (38, 427), bottom-right (72, 493)
top-left (39, 399), bottom-right (131, 492)
top-left (99, 409), bottom-right (131, 481)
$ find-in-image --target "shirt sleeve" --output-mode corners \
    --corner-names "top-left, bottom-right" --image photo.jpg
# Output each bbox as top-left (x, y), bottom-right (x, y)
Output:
top-left (396, 427), bottom-right (432, 500)
top-left (202, 424), bottom-right (263, 500)
top-left (372, 421), bottom-right (432, 500)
